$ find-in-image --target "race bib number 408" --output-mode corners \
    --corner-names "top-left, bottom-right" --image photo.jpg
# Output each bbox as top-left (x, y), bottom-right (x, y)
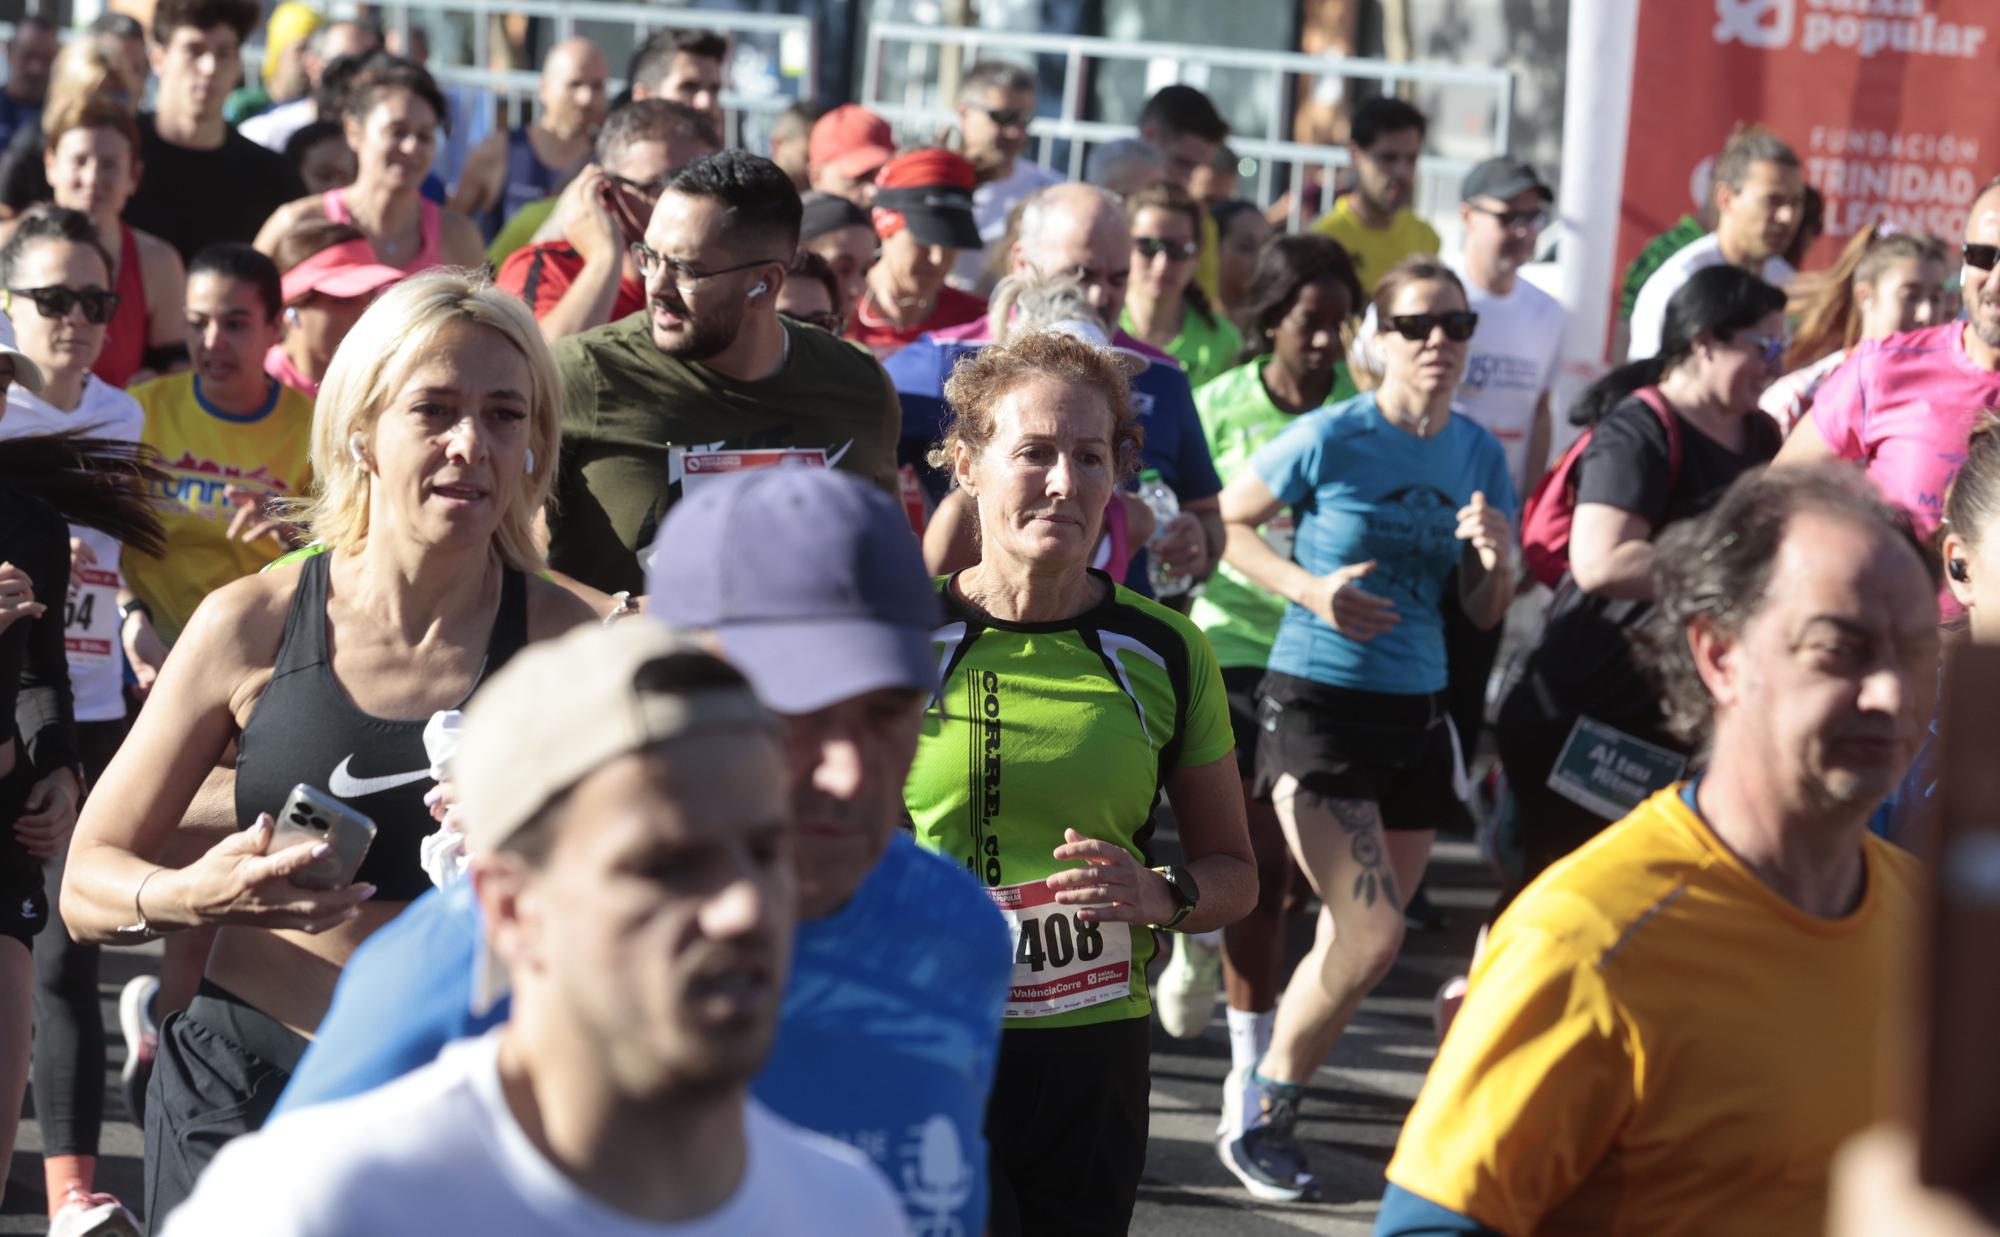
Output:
top-left (987, 879), bottom-right (1131, 1019)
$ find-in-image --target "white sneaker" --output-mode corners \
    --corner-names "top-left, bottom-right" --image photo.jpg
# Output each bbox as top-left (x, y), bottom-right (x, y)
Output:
top-left (49, 1189), bottom-right (141, 1237)
top-left (118, 974), bottom-right (160, 1124)
top-left (1154, 933), bottom-right (1221, 1039)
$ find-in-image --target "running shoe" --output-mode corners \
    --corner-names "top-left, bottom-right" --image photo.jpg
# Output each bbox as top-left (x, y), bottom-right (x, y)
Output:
top-left (118, 974), bottom-right (160, 1125)
top-left (1216, 1062), bottom-right (1246, 1139)
top-left (1222, 1078), bottom-right (1316, 1203)
top-left (1154, 931), bottom-right (1221, 1039)
top-left (49, 1189), bottom-right (141, 1237)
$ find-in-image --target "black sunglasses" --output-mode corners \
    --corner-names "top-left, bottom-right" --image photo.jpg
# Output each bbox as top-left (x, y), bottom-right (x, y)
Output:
top-left (1385, 311), bottom-right (1479, 342)
top-left (979, 105), bottom-right (1033, 128)
top-left (8, 285), bottom-right (119, 325)
top-left (604, 170), bottom-right (673, 198)
top-left (1134, 236), bottom-right (1199, 261)
top-left (1470, 205), bottom-right (1548, 231)
top-left (1965, 243), bottom-right (1999, 272)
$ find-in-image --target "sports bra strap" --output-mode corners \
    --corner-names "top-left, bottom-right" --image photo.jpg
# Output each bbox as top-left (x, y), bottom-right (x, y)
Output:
top-left (270, 549), bottom-right (333, 676)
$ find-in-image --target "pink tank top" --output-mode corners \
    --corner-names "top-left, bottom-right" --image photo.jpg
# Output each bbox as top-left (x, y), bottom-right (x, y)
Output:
top-left (321, 188), bottom-right (443, 273)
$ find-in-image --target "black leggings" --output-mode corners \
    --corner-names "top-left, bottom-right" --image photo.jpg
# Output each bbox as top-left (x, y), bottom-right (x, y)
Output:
top-left (32, 717), bottom-right (127, 1156)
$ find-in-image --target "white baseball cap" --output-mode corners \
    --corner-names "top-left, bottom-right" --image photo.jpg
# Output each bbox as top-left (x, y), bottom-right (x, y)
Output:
top-left (0, 311), bottom-right (47, 395)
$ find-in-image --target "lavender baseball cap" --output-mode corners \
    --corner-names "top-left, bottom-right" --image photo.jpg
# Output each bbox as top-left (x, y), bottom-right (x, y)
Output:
top-left (645, 468), bottom-right (941, 714)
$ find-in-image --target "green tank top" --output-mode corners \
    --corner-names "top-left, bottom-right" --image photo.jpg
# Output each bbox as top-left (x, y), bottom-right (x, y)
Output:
top-left (904, 572), bottom-right (1235, 1028)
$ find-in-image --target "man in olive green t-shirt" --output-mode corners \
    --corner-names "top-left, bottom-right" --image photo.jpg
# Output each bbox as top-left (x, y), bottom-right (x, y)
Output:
top-left (549, 150), bottom-right (902, 595)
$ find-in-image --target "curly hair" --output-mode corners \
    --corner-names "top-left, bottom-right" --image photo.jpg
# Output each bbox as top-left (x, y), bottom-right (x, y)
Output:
top-left (929, 330), bottom-right (1143, 484)
top-left (1637, 465), bottom-right (1938, 749)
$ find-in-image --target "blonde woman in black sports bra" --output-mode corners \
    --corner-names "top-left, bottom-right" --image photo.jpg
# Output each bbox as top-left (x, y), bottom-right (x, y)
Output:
top-left (62, 270), bottom-right (593, 1222)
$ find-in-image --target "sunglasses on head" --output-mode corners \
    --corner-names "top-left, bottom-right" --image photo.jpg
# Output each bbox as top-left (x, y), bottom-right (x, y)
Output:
top-left (1385, 311), bottom-right (1478, 342)
top-left (1965, 243), bottom-right (2000, 272)
top-left (979, 105), bottom-right (1033, 128)
top-left (7, 285), bottom-right (119, 325)
top-left (1134, 236), bottom-right (1199, 261)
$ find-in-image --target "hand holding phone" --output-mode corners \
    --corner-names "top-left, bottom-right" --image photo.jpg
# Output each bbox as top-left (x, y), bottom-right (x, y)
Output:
top-left (271, 783), bottom-right (378, 891)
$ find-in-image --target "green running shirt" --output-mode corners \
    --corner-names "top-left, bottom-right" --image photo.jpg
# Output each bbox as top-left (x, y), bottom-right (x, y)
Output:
top-left (1189, 358), bottom-right (1358, 668)
top-left (904, 572), bottom-right (1235, 1028)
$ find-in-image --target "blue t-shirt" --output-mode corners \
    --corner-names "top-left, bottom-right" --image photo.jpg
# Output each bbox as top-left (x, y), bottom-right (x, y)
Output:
top-left (275, 834), bottom-right (1008, 1237)
top-left (1255, 393), bottom-right (1516, 695)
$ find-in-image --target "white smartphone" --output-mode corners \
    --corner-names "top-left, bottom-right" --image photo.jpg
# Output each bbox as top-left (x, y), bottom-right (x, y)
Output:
top-left (270, 783), bottom-right (378, 891)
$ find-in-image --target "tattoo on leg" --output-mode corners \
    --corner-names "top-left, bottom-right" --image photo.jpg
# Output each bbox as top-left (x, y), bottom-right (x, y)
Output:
top-left (1299, 791), bottom-right (1398, 908)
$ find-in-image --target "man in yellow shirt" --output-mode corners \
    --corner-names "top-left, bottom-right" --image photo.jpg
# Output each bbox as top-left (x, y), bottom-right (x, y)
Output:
top-left (1378, 465), bottom-right (1940, 1237)
top-left (1311, 97), bottom-right (1439, 296)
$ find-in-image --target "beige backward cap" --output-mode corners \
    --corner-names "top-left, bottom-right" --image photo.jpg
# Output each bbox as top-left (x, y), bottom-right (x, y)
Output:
top-left (457, 619), bottom-right (778, 860)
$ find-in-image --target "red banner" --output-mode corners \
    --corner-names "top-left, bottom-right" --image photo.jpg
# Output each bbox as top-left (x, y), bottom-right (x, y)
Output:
top-left (1618, 0), bottom-right (1996, 280)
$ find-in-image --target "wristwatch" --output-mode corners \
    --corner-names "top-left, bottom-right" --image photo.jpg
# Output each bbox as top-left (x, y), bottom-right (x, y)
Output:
top-left (1151, 864), bottom-right (1200, 931)
top-left (119, 598), bottom-right (152, 628)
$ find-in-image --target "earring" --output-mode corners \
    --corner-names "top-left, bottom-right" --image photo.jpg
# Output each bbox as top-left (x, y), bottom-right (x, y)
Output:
top-left (348, 433), bottom-right (367, 465)
top-left (524, 447), bottom-right (535, 476)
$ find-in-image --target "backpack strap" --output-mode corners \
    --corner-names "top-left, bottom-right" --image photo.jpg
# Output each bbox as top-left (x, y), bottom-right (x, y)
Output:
top-left (1632, 385), bottom-right (1684, 499)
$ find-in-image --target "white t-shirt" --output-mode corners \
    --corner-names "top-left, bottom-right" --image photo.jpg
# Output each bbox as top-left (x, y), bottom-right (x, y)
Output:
top-left (0, 378), bottom-right (145, 722)
top-left (239, 97), bottom-right (316, 154)
top-left (1626, 233), bottom-right (1794, 361)
top-left (950, 157), bottom-right (1063, 291)
top-left (1759, 346), bottom-right (1848, 436)
top-left (160, 1033), bottom-right (912, 1237)
top-left (1348, 260), bottom-right (1564, 494)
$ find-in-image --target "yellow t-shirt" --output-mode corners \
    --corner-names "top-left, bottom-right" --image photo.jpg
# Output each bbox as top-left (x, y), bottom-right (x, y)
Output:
top-left (1387, 786), bottom-right (1921, 1237)
top-left (1309, 196), bottom-right (1440, 296)
top-left (124, 374), bottom-right (316, 643)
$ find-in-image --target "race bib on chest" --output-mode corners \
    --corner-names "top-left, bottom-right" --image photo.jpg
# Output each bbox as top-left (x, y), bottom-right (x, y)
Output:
top-left (987, 879), bottom-right (1131, 1019)
top-left (677, 446), bottom-right (828, 493)
top-left (64, 565), bottom-right (118, 672)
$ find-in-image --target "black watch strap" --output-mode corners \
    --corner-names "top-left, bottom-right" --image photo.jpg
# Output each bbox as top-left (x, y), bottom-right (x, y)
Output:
top-left (1152, 864), bottom-right (1199, 931)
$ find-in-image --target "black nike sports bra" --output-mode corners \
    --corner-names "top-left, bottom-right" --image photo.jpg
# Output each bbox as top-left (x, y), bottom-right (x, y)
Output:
top-left (233, 550), bottom-right (528, 901)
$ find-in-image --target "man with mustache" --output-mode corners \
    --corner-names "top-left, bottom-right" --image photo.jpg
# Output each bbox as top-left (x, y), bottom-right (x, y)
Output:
top-left (1627, 124), bottom-right (1804, 361)
top-left (1310, 96), bottom-right (1440, 298)
top-left (544, 150), bottom-right (901, 596)
top-left (1775, 175), bottom-right (2000, 553)
top-left (1377, 466), bottom-right (1937, 1237)
top-left (163, 623), bottom-right (912, 1234)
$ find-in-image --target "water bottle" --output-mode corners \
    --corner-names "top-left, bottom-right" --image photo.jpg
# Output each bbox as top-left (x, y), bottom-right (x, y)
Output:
top-left (1139, 469), bottom-right (1193, 598)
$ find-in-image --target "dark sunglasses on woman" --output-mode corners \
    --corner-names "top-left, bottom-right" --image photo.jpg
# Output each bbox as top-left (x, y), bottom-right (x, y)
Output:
top-left (8, 285), bottom-right (119, 325)
top-left (1134, 237), bottom-right (1200, 261)
top-left (1385, 311), bottom-right (1479, 342)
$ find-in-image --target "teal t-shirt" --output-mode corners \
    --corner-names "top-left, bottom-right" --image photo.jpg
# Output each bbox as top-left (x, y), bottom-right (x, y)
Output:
top-left (1189, 358), bottom-right (1358, 669)
top-left (904, 572), bottom-right (1234, 1028)
top-left (1255, 393), bottom-right (1517, 696)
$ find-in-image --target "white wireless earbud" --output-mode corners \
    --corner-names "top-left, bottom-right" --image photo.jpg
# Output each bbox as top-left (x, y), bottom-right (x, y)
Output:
top-left (284, 306), bottom-right (302, 328)
top-left (348, 433), bottom-right (367, 465)
top-left (524, 447), bottom-right (535, 476)
top-left (748, 280), bottom-right (768, 299)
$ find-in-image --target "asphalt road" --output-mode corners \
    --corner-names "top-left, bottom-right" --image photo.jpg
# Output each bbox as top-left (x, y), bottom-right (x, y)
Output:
top-left (3, 840), bottom-right (1495, 1235)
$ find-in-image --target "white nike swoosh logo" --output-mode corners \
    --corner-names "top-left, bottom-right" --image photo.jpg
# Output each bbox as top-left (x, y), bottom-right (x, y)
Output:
top-left (327, 755), bottom-right (433, 799)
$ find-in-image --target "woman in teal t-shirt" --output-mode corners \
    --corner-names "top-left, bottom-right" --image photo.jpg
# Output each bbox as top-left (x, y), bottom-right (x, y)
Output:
top-left (1216, 256), bottom-right (1517, 1202)
top-left (1179, 233), bottom-right (1363, 1149)
top-left (1120, 181), bottom-right (1241, 389)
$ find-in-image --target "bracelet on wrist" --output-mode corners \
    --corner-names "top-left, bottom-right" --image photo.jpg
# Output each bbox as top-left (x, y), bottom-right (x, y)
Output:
top-left (117, 866), bottom-right (172, 939)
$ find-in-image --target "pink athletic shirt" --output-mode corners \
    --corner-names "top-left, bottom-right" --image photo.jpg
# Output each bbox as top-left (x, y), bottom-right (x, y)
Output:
top-left (1811, 322), bottom-right (2000, 537)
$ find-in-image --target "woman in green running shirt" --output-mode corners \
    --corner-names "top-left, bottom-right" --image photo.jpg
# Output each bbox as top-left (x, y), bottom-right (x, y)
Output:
top-left (1120, 181), bottom-right (1241, 390)
top-left (903, 329), bottom-right (1255, 1236)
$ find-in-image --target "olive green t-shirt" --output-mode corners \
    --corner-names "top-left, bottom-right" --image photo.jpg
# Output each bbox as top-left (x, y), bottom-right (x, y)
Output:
top-left (548, 312), bottom-right (902, 594)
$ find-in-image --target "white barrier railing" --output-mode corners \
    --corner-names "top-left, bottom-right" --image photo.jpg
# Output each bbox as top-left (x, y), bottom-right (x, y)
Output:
top-left (861, 22), bottom-right (1513, 240)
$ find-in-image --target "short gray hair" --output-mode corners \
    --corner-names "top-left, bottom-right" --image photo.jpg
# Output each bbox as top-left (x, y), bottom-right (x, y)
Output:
top-left (1637, 465), bottom-right (1937, 748)
top-left (961, 60), bottom-right (1035, 102)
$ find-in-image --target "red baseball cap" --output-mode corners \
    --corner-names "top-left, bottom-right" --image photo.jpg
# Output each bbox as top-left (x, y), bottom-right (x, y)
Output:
top-left (808, 105), bottom-right (895, 180)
